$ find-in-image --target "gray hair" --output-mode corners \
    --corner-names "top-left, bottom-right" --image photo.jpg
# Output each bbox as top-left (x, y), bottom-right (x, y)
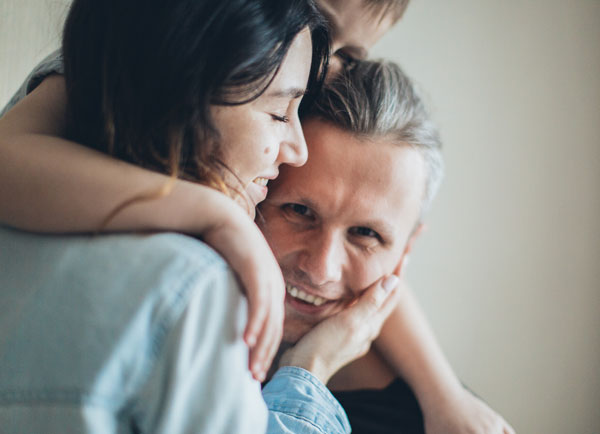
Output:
top-left (305, 59), bottom-right (444, 219)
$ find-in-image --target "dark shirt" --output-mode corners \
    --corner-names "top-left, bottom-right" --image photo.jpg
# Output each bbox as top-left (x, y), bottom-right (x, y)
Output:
top-left (332, 378), bottom-right (425, 434)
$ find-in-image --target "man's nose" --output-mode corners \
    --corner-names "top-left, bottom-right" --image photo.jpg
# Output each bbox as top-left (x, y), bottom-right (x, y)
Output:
top-left (298, 231), bottom-right (343, 286)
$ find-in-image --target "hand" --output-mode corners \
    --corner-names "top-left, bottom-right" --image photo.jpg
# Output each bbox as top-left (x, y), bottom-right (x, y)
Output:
top-left (279, 275), bottom-right (400, 384)
top-left (202, 196), bottom-right (284, 382)
top-left (424, 388), bottom-right (516, 434)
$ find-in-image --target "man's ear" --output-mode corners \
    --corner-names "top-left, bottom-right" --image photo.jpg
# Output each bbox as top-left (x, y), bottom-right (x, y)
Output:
top-left (393, 223), bottom-right (426, 277)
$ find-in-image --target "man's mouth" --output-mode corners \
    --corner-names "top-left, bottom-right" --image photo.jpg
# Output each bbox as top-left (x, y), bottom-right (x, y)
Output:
top-left (285, 283), bottom-right (328, 307)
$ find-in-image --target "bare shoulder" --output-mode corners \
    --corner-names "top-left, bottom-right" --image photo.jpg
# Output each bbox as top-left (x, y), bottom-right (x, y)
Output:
top-left (0, 74), bottom-right (67, 136)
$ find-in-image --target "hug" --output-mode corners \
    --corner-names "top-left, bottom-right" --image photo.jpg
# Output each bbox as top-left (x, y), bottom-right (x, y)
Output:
top-left (0, 0), bottom-right (513, 433)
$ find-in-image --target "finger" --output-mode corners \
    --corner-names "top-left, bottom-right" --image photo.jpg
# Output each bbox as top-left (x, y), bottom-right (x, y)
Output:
top-left (248, 314), bottom-right (270, 381)
top-left (243, 277), bottom-right (267, 348)
top-left (258, 292), bottom-right (284, 379)
top-left (362, 289), bottom-right (400, 343)
top-left (352, 274), bottom-right (399, 316)
top-left (248, 294), bottom-right (282, 381)
top-left (262, 306), bottom-right (283, 380)
top-left (503, 422), bottom-right (516, 434)
top-left (374, 287), bottom-right (400, 326)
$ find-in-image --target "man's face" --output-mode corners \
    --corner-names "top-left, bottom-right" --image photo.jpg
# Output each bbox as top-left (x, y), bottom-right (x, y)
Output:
top-left (258, 119), bottom-right (426, 343)
top-left (315, 0), bottom-right (397, 72)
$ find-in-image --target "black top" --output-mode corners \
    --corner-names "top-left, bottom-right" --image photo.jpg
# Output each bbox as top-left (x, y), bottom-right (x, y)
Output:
top-left (332, 378), bottom-right (425, 434)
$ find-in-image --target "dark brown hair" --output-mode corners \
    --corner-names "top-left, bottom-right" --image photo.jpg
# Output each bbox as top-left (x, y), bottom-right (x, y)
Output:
top-left (62, 0), bottom-right (329, 194)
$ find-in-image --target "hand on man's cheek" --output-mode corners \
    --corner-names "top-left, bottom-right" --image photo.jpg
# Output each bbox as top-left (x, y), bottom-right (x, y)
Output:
top-left (278, 274), bottom-right (401, 385)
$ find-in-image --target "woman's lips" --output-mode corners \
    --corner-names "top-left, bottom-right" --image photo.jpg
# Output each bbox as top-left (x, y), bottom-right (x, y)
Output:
top-left (246, 178), bottom-right (269, 206)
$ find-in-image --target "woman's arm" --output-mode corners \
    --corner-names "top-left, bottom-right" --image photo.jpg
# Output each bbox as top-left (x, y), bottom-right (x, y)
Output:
top-left (0, 75), bottom-right (224, 233)
top-left (375, 280), bottom-right (515, 434)
top-left (0, 75), bottom-right (285, 381)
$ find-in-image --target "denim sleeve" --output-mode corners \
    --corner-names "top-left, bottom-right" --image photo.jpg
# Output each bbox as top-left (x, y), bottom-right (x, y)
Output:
top-left (263, 367), bottom-right (351, 434)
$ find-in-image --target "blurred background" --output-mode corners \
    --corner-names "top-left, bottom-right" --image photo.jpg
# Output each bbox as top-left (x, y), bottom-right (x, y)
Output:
top-left (1, 0), bottom-right (599, 433)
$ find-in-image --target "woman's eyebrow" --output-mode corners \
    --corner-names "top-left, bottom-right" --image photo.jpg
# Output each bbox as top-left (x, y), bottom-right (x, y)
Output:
top-left (265, 87), bottom-right (307, 99)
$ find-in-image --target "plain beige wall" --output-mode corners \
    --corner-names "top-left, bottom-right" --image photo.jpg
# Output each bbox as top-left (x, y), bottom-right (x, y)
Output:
top-left (0, 0), bottom-right (71, 105)
top-left (1, 1), bottom-right (599, 433)
top-left (372, 1), bottom-right (600, 433)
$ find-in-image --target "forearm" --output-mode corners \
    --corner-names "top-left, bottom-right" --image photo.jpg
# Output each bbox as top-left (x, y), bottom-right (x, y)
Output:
top-left (0, 133), bottom-right (230, 234)
top-left (375, 280), bottom-right (463, 409)
top-left (0, 75), bottom-right (227, 234)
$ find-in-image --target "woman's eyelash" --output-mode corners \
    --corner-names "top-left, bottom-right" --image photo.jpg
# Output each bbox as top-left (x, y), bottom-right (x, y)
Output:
top-left (271, 114), bottom-right (290, 123)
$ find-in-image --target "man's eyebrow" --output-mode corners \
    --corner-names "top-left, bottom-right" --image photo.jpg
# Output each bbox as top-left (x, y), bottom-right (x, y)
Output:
top-left (264, 87), bottom-right (307, 99)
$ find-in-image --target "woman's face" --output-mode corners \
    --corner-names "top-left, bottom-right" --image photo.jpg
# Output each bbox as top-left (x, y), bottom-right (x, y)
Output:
top-left (211, 28), bottom-right (313, 217)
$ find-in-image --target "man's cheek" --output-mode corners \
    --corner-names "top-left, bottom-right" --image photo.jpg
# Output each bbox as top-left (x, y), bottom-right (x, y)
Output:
top-left (359, 257), bottom-right (401, 289)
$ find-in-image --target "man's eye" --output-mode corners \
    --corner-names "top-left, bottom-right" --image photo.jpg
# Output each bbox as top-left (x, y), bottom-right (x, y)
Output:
top-left (271, 114), bottom-right (290, 123)
top-left (349, 226), bottom-right (380, 240)
top-left (282, 203), bottom-right (313, 219)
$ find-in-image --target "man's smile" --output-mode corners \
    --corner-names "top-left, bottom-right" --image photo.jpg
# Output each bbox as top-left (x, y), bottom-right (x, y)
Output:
top-left (284, 281), bottom-right (352, 318)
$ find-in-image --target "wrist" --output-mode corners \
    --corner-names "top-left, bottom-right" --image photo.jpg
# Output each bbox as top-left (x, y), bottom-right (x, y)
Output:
top-left (279, 349), bottom-right (331, 384)
top-left (172, 181), bottom-right (242, 234)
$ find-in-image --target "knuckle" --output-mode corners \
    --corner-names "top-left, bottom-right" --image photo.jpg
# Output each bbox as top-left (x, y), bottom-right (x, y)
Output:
top-left (365, 292), bottom-right (381, 307)
top-left (346, 317), bottom-right (362, 335)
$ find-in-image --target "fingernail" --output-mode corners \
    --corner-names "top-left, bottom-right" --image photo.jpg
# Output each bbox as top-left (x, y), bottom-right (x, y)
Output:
top-left (247, 335), bottom-right (256, 347)
top-left (382, 275), bottom-right (399, 292)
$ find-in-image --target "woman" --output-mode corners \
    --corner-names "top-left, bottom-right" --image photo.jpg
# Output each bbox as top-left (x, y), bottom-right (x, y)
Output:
top-left (0, 0), bottom-right (329, 381)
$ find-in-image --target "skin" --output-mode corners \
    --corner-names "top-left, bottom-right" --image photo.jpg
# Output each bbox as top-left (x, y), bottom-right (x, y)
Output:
top-left (258, 118), bottom-right (425, 343)
top-left (0, 2), bottom-right (515, 431)
top-left (212, 28), bottom-right (311, 215)
top-left (260, 119), bottom-right (516, 434)
top-left (316, 0), bottom-right (396, 71)
top-left (0, 27), bottom-right (315, 384)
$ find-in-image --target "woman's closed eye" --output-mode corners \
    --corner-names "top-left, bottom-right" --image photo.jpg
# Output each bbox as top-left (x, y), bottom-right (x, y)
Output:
top-left (271, 113), bottom-right (290, 123)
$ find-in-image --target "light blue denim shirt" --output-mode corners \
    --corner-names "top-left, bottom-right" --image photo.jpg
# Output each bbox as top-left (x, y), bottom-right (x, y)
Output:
top-left (0, 226), bottom-right (350, 433)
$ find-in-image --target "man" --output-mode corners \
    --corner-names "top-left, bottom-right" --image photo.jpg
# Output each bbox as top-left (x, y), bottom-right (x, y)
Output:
top-left (259, 60), bottom-right (514, 434)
